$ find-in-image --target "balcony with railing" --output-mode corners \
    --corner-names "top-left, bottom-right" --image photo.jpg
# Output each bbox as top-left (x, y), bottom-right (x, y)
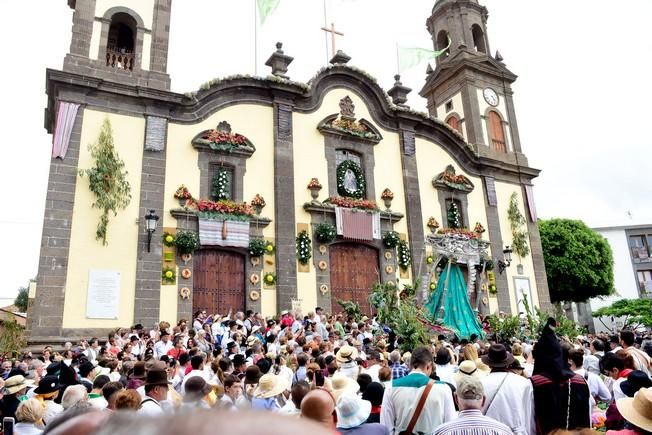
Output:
top-left (491, 138), bottom-right (507, 153)
top-left (106, 45), bottom-right (135, 71)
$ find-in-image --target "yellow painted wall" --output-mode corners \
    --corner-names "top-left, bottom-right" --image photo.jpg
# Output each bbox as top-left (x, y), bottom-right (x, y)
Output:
top-left (476, 88), bottom-right (512, 150)
top-left (95, 0), bottom-right (154, 29)
top-left (159, 285), bottom-right (178, 324)
top-left (62, 110), bottom-right (145, 328)
top-left (165, 104), bottom-right (275, 316)
top-left (292, 88), bottom-right (409, 311)
top-left (494, 182), bottom-right (540, 312)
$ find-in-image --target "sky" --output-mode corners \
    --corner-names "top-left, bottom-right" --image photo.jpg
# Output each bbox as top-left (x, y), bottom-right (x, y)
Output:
top-left (0, 0), bottom-right (651, 302)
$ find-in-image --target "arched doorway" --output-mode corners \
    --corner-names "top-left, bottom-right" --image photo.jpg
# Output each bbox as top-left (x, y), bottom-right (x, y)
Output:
top-left (193, 249), bottom-right (245, 315)
top-left (329, 243), bottom-right (380, 315)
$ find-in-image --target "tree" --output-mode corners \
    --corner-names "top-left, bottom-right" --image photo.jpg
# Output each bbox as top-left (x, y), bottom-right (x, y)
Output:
top-left (539, 219), bottom-right (615, 303)
top-left (593, 299), bottom-right (652, 330)
top-left (0, 317), bottom-right (26, 359)
top-left (14, 286), bottom-right (28, 312)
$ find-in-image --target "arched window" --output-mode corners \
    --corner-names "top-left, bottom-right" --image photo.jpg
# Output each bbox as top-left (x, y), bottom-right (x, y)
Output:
top-left (446, 115), bottom-right (462, 134)
top-left (487, 111), bottom-right (506, 153)
top-left (471, 24), bottom-right (486, 53)
top-left (106, 13), bottom-right (137, 70)
top-left (437, 31), bottom-right (450, 57)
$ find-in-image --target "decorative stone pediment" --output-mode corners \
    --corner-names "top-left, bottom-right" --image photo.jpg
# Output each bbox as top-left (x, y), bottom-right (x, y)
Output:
top-left (317, 96), bottom-right (382, 144)
top-left (433, 165), bottom-right (474, 193)
top-left (191, 121), bottom-right (256, 157)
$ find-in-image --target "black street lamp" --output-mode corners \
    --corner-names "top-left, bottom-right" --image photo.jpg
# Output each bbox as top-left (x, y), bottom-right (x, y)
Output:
top-left (144, 209), bottom-right (159, 253)
top-left (498, 245), bottom-right (513, 275)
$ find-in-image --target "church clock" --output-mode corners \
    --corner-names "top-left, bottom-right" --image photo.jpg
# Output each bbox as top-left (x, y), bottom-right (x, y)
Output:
top-left (483, 88), bottom-right (499, 107)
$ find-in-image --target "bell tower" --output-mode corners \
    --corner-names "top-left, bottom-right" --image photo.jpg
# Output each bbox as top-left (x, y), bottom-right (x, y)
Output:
top-left (421, 0), bottom-right (525, 159)
top-left (63, 0), bottom-right (171, 90)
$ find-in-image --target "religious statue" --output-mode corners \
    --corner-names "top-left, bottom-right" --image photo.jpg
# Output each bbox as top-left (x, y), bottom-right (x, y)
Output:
top-left (343, 169), bottom-right (358, 192)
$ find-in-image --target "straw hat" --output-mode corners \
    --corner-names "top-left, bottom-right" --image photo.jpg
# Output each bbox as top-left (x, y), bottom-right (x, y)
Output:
top-left (253, 373), bottom-right (289, 398)
top-left (336, 345), bottom-right (359, 364)
top-left (331, 373), bottom-right (360, 400)
top-left (246, 335), bottom-right (258, 346)
top-left (336, 391), bottom-right (372, 429)
top-left (3, 375), bottom-right (33, 395)
top-left (616, 387), bottom-right (652, 432)
top-left (454, 360), bottom-right (482, 385)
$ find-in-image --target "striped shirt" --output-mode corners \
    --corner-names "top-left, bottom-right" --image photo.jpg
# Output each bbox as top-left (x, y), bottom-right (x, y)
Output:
top-left (433, 409), bottom-right (514, 435)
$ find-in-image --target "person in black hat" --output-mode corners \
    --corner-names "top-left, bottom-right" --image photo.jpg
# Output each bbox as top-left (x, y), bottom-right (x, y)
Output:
top-left (480, 343), bottom-right (535, 435)
top-left (78, 360), bottom-right (96, 393)
top-left (605, 370), bottom-right (652, 431)
top-left (33, 375), bottom-right (64, 424)
top-left (530, 318), bottom-right (590, 434)
top-left (138, 368), bottom-right (169, 417)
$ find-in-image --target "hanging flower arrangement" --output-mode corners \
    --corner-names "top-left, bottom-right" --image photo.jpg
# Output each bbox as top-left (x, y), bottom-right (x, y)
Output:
top-left (162, 232), bottom-right (176, 247)
top-left (336, 160), bottom-right (366, 199)
top-left (380, 188), bottom-right (394, 200)
top-left (397, 240), bottom-right (411, 271)
top-left (162, 266), bottom-right (176, 284)
top-left (382, 231), bottom-right (401, 248)
top-left (249, 239), bottom-right (266, 257)
top-left (264, 241), bottom-right (275, 255)
top-left (263, 272), bottom-right (276, 286)
top-left (315, 223), bottom-right (337, 244)
top-left (174, 230), bottom-right (199, 255)
top-left (173, 185), bottom-right (192, 200)
top-left (211, 169), bottom-right (231, 201)
top-left (296, 230), bottom-right (312, 265)
top-left (324, 196), bottom-right (378, 211)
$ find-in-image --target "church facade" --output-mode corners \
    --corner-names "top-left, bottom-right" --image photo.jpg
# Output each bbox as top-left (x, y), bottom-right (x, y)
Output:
top-left (28, 0), bottom-right (551, 343)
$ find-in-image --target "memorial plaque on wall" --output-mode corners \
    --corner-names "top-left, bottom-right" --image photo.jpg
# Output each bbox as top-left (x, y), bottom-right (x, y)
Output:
top-left (86, 270), bottom-right (121, 319)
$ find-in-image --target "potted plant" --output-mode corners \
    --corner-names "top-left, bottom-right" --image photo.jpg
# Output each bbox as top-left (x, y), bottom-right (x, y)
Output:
top-left (473, 222), bottom-right (486, 234)
top-left (381, 188), bottom-right (394, 210)
top-left (174, 185), bottom-right (192, 208)
top-left (162, 266), bottom-right (176, 285)
top-left (382, 231), bottom-right (401, 249)
top-left (162, 232), bottom-right (176, 247)
top-left (174, 230), bottom-right (199, 255)
top-left (250, 194), bottom-right (266, 216)
top-left (427, 217), bottom-right (440, 234)
top-left (314, 223), bottom-right (337, 244)
top-left (263, 272), bottom-right (276, 286)
top-left (307, 178), bottom-right (322, 201)
top-left (249, 239), bottom-right (266, 257)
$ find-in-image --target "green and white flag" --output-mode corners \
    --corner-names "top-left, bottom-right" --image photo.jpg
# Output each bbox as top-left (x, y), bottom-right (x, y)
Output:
top-left (257, 0), bottom-right (280, 25)
top-left (398, 36), bottom-right (451, 72)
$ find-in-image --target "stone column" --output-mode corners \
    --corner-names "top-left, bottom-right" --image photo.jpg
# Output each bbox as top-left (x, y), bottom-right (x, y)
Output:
top-left (273, 101), bottom-right (297, 312)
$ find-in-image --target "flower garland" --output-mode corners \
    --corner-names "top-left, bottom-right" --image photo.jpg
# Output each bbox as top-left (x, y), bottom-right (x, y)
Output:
top-left (336, 160), bottom-right (366, 199)
top-left (324, 196), bottom-right (378, 211)
top-left (296, 230), bottom-right (312, 265)
top-left (174, 230), bottom-right (199, 255)
top-left (162, 266), bottom-right (176, 284)
top-left (264, 241), bottom-right (275, 255)
top-left (249, 239), bottom-right (266, 257)
top-left (382, 231), bottom-right (401, 248)
top-left (162, 232), bottom-right (176, 247)
top-left (436, 227), bottom-right (481, 239)
top-left (195, 199), bottom-right (254, 221)
top-left (79, 118), bottom-right (131, 246)
top-left (211, 169), bottom-right (231, 201)
top-left (508, 192), bottom-right (530, 258)
top-left (174, 185), bottom-right (192, 200)
top-left (315, 223), bottom-right (337, 244)
top-left (263, 272), bottom-right (276, 285)
top-left (397, 240), bottom-right (411, 271)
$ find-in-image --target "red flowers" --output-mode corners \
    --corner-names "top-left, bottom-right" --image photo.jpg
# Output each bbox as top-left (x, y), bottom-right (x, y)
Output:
top-left (195, 199), bottom-right (254, 216)
top-left (202, 130), bottom-right (247, 146)
top-left (326, 196), bottom-right (378, 211)
top-left (436, 227), bottom-right (481, 239)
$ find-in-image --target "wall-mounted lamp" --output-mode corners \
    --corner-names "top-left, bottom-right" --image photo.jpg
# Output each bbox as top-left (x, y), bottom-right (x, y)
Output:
top-left (497, 245), bottom-right (513, 274)
top-left (144, 209), bottom-right (159, 252)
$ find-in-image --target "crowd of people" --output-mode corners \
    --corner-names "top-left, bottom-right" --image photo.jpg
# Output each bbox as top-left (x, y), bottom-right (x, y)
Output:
top-left (0, 307), bottom-right (651, 435)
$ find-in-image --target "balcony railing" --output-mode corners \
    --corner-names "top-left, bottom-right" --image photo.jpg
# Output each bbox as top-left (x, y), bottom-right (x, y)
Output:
top-left (491, 139), bottom-right (507, 153)
top-left (106, 46), bottom-right (135, 71)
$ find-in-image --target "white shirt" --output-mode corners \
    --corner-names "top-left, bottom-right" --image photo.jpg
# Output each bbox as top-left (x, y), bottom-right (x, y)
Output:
top-left (154, 340), bottom-right (173, 359)
top-left (481, 372), bottom-right (535, 435)
top-left (435, 364), bottom-right (457, 386)
top-left (42, 400), bottom-right (64, 425)
top-left (181, 369), bottom-right (208, 392)
top-left (574, 368), bottom-right (610, 402)
top-left (364, 364), bottom-right (381, 383)
top-left (14, 423), bottom-right (43, 435)
top-left (138, 397), bottom-right (164, 417)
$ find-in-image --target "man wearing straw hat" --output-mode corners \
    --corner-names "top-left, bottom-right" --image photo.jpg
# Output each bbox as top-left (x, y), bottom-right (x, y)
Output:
top-left (0, 375), bottom-right (33, 419)
top-left (252, 373), bottom-right (289, 411)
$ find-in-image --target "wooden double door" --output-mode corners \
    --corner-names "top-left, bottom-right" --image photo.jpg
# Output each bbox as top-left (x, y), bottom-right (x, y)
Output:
top-left (330, 243), bottom-right (380, 316)
top-left (193, 249), bottom-right (245, 315)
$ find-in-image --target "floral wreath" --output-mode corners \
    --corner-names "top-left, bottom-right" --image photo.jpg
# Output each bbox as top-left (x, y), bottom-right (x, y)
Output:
top-left (162, 267), bottom-right (176, 284)
top-left (211, 169), bottom-right (231, 200)
top-left (263, 272), bottom-right (276, 286)
top-left (336, 160), bottom-right (366, 199)
top-left (296, 230), bottom-right (312, 265)
top-left (179, 287), bottom-right (191, 299)
top-left (397, 240), bottom-right (411, 272)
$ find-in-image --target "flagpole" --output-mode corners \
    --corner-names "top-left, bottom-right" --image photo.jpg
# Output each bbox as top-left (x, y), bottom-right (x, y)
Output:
top-left (323, 0), bottom-right (329, 63)
top-left (254, 0), bottom-right (258, 75)
top-left (396, 43), bottom-right (400, 75)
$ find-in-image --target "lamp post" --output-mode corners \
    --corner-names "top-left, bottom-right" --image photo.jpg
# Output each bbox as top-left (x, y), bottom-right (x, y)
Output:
top-left (144, 209), bottom-right (159, 253)
top-left (498, 245), bottom-right (513, 275)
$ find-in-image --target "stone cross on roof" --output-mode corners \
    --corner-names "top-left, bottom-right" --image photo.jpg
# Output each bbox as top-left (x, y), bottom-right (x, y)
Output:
top-left (321, 22), bottom-right (344, 59)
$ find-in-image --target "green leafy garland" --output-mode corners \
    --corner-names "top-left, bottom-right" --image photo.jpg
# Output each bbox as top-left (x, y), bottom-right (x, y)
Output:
top-left (382, 231), bottom-right (401, 248)
top-left (315, 223), bottom-right (337, 243)
top-left (508, 192), bottom-right (530, 258)
top-left (249, 239), bottom-right (266, 257)
top-left (211, 169), bottom-right (231, 200)
top-left (162, 266), bottom-right (176, 284)
top-left (397, 240), bottom-right (411, 271)
top-left (174, 230), bottom-right (199, 255)
top-left (296, 230), bottom-right (312, 265)
top-left (79, 118), bottom-right (131, 245)
top-left (336, 160), bottom-right (366, 199)
top-left (447, 201), bottom-right (462, 229)
top-left (263, 272), bottom-right (276, 285)
top-left (264, 241), bottom-right (275, 255)
top-left (162, 232), bottom-right (176, 247)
